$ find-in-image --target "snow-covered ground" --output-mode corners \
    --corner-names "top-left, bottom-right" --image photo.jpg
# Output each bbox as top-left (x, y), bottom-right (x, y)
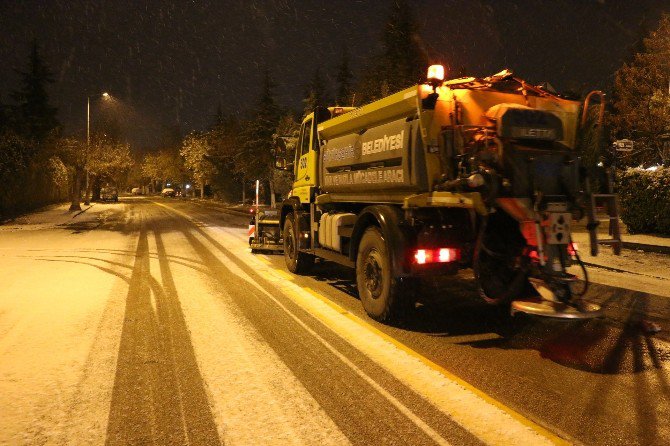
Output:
top-left (0, 201), bottom-right (351, 445)
top-left (1, 199), bottom-right (669, 445)
top-left (570, 232), bottom-right (670, 298)
top-left (2, 203), bottom-right (98, 230)
top-left (0, 202), bottom-right (132, 444)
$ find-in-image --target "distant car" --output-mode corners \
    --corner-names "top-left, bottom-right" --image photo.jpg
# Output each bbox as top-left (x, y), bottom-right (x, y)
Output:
top-left (100, 186), bottom-right (118, 202)
top-left (131, 187), bottom-right (143, 195)
top-left (161, 187), bottom-right (176, 197)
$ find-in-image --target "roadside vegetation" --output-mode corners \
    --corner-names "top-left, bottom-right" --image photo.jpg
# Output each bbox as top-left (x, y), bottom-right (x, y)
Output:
top-left (618, 168), bottom-right (670, 235)
top-left (0, 42), bottom-right (134, 217)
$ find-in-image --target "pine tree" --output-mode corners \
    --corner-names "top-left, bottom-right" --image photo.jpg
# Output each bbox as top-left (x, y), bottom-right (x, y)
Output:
top-left (302, 68), bottom-right (329, 117)
top-left (211, 101), bottom-right (225, 130)
top-left (0, 95), bottom-right (9, 132)
top-left (355, 0), bottom-right (427, 104)
top-left (611, 14), bottom-right (670, 166)
top-left (239, 69), bottom-right (281, 183)
top-left (335, 46), bottom-right (354, 106)
top-left (381, 0), bottom-right (427, 93)
top-left (11, 41), bottom-right (59, 141)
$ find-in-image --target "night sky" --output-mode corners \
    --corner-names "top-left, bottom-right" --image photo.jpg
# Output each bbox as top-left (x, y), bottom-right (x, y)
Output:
top-left (0, 0), bottom-right (666, 149)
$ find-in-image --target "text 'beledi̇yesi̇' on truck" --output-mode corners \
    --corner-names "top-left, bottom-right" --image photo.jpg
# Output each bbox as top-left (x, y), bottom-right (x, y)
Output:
top-left (252, 65), bottom-right (620, 322)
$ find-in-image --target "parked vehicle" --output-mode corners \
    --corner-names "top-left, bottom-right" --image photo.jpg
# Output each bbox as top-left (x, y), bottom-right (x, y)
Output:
top-left (100, 186), bottom-right (118, 202)
top-left (131, 187), bottom-right (143, 195)
top-left (161, 187), bottom-right (176, 197)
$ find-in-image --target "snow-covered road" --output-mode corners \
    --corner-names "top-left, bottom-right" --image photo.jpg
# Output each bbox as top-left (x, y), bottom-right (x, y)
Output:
top-left (1, 198), bottom-right (669, 446)
top-left (1, 201), bottom-right (351, 445)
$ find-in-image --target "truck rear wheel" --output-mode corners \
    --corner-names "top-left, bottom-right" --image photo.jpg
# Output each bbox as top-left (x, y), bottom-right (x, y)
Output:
top-left (473, 213), bottom-right (528, 305)
top-left (356, 227), bottom-right (409, 322)
top-left (284, 215), bottom-right (313, 274)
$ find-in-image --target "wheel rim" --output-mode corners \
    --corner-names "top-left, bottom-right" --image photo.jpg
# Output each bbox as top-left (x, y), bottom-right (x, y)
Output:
top-left (286, 229), bottom-right (296, 260)
top-left (363, 249), bottom-right (383, 299)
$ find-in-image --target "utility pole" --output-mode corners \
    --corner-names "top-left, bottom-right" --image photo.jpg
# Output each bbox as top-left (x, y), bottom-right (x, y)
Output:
top-left (84, 93), bottom-right (110, 206)
top-left (85, 96), bottom-right (90, 205)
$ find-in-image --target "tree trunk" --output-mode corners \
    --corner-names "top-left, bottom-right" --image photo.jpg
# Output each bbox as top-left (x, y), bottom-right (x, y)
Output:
top-left (200, 181), bottom-right (204, 199)
top-left (84, 174), bottom-right (92, 205)
top-left (241, 177), bottom-right (246, 204)
top-left (69, 170), bottom-right (82, 211)
top-left (269, 178), bottom-right (276, 208)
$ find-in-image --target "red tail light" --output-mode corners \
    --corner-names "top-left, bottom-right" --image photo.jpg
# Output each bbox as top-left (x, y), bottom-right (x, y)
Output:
top-left (415, 249), bottom-right (431, 264)
top-left (568, 242), bottom-right (579, 257)
top-left (414, 248), bottom-right (459, 264)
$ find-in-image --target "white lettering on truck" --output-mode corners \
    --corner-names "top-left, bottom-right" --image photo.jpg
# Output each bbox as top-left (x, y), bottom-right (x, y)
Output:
top-left (361, 130), bottom-right (404, 156)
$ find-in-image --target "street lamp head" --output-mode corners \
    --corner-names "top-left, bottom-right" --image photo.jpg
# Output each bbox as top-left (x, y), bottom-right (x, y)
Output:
top-left (102, 92), bottom-right (110, 98)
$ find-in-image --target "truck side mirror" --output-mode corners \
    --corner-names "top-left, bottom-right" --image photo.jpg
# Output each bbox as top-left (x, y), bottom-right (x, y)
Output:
top-left (274, 157), bottom-right (294, 171)
top-left (273, 135), bottom-right (296, 171)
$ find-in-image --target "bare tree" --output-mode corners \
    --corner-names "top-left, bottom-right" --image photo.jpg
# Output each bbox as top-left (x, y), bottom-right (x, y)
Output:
top-left (180, 132), bottom-right (217, 198)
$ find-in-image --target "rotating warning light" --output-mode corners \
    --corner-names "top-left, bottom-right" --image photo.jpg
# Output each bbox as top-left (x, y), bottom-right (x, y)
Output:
top-left (427, 65), bottom-right (445, 83)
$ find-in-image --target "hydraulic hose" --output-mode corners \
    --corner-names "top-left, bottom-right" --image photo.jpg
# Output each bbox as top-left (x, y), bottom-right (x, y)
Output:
top-left (570, 239), bottom-right (589, 298)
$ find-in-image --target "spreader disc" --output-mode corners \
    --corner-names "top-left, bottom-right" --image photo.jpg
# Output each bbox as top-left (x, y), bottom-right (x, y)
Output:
top-left (511, 299), bottom-right (603, 319)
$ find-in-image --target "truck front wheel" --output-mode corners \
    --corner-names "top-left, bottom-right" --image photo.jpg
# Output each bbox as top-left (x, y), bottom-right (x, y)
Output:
top-left (356, 226), bottom-right (409, 322)
top-left (284, 215), bottom-right (313, 274)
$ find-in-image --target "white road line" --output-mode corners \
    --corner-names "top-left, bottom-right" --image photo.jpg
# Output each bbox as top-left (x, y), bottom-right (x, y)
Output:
top-left (192, 232), bottom-right (453, 446)
top-left (243, 253), bottom-right (558, 445)
top-left (157, 201), bottom-right (566, 445)
top-left (165, 227), bottom-right (351, 445)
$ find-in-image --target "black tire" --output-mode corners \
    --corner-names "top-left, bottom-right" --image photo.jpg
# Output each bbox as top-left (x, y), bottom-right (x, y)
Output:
top-left (283, 215), bottom-right (313, 274)
top-left (473, 214), bottom-right (528, 305)
top-left (356, 226), bottom-right (409, 322)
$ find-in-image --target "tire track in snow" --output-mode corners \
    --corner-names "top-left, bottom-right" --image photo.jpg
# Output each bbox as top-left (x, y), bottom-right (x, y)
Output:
top-left (105, 208), bottom-right (221, 446)
top-left (155, 200), bottom-right (566, 445)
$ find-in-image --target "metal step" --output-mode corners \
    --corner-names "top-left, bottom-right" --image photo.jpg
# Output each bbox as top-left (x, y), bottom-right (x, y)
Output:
top-left (588, 189), bottom-right (623, 255)
top-left (598, 239), bottom-right (621, 244)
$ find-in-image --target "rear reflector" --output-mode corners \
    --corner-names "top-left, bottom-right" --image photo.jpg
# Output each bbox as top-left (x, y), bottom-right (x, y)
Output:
top-left (414, 248), bottom-right (459, 264)
top-left (568, 242), bottom-right (578, 256)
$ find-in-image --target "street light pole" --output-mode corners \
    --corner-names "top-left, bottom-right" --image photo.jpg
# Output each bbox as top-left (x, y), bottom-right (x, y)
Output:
top-left (84, 96), bottom-right (90, 205)
top-left (84, 92), bottom-right (109, 206)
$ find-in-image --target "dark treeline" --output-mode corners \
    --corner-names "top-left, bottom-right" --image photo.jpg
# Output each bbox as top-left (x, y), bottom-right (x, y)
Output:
top-left (3, 2), bottom-right (668, 218)
top-left (1, 41), bottom-right (133, 219)
top-left (0, 41), bottom-right (67, 219)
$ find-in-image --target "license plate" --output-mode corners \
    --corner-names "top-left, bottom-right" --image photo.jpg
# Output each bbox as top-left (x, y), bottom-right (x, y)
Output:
top-left (545, 212), bottom-right (571, 244)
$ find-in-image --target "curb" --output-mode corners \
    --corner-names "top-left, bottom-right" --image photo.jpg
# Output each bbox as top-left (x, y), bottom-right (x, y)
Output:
top-left (573, 231), bottom-right (670, 255)
top-left (621, 241), bottom-right (670, 255)
top-left (190, 199), bottom-right (251, 218)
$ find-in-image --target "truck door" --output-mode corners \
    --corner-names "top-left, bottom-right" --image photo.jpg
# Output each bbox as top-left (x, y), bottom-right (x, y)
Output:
top-left (293, 116), bottom-right (317, 203)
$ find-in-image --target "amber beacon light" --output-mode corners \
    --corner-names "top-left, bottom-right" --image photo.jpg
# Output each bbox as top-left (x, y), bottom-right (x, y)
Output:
top-left (427, 64), bottom-right (445, 83)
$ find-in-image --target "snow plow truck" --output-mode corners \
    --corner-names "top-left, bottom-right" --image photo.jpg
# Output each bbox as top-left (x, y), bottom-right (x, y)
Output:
top-left (252, 66), bottom-right (620, 322)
